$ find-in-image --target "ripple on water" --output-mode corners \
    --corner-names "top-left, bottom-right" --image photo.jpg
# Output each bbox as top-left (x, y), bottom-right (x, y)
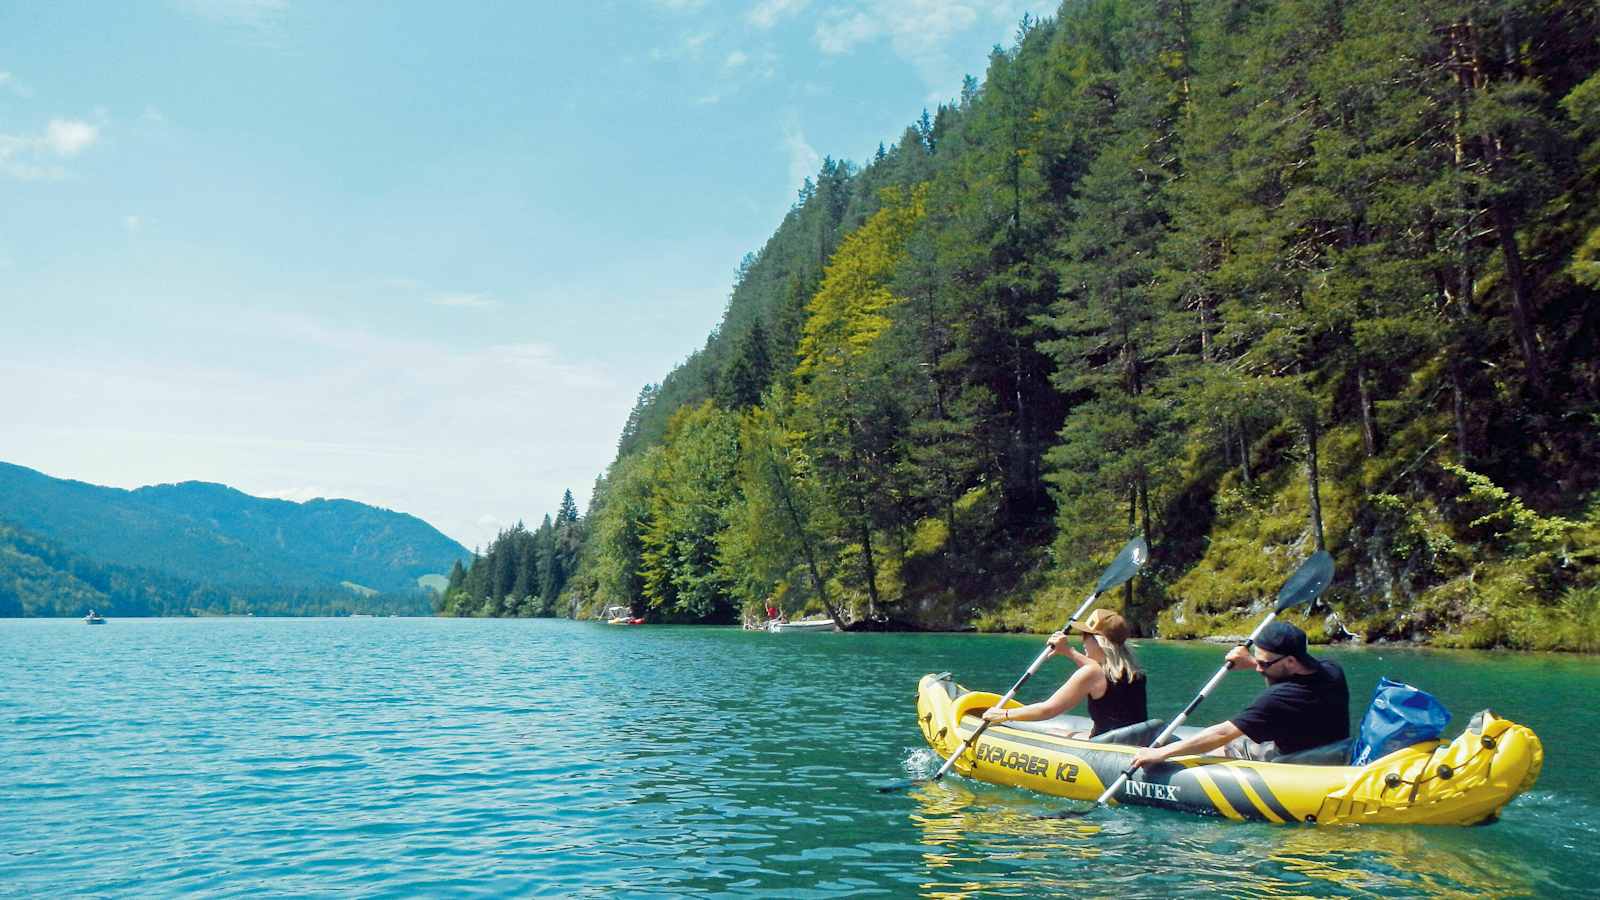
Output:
top-left (2, 619), bottom-right (1598, 896)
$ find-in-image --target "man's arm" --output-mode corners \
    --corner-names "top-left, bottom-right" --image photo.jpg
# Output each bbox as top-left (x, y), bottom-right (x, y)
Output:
top-left (1127, 721), bottom-right (1244, 770)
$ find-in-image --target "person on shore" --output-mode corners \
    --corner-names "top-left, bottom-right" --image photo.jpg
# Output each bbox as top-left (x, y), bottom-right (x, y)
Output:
top-left (981, 609), bottom-right (1148, 738)
top-left (1127, 621), bottom-right (1349, 768)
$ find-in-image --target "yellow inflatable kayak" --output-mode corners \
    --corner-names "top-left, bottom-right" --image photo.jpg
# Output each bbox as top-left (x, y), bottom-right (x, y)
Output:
top-left (916, 672), bottom-right (1543, 826)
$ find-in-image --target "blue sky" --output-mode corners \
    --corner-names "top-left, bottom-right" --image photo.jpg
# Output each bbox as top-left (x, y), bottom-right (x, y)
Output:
top-left (1, 0), bottom-right (1047, 550)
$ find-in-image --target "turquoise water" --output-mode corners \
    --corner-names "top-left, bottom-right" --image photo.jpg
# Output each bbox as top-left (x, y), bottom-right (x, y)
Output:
top-left (3, 618), bottom-right (1597, 897)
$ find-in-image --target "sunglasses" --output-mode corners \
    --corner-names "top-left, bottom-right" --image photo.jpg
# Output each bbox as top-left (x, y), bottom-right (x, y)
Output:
top-left (1252, 651), bottom-right (1288, 669)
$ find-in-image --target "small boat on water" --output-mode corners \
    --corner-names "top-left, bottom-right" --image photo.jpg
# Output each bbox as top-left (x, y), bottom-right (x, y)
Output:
top-left (768, 616), bottom-right (837, 633)
top-left (604, 605), bottom-right (645, 626)
top-left (915, 672), bottom-right (1543, 826)
top-left (84, 610), bottom-right (106, 625)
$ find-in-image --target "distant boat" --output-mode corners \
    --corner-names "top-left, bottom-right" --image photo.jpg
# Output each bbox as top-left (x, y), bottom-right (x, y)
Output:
top-left (767, 616), bottom-right (836, 634)
top-left (84, 610), bottom-right (106, 625)
top-left (604, 605), bottom-right (644, 626)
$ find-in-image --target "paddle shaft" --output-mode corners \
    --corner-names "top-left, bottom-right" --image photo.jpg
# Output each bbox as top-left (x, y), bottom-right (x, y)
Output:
top-left (928, 588), bottom-right (1103, 782)
top-left (1093, 610), bottom-right (1284, 806)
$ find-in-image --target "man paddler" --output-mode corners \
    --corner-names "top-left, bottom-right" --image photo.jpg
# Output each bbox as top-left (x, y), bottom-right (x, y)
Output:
top-left (1128, 621), bottom-right (1349, 768)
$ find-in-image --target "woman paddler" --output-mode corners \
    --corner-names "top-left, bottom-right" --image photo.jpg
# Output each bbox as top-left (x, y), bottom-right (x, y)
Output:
top-left (981, 608), bottom-right (1147, 738)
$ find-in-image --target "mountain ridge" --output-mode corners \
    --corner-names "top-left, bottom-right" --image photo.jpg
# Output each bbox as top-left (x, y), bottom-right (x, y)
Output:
top-left (0, 461), bottom-right (468, 610)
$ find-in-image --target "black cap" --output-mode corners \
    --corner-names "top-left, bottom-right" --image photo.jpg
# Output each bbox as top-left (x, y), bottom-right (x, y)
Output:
top-left (1256, 621), bottom-right (1314, 664)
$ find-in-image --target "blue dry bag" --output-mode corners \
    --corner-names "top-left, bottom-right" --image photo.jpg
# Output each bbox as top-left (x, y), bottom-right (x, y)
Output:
top-left (1349, 676), bottom-right (1451, 766)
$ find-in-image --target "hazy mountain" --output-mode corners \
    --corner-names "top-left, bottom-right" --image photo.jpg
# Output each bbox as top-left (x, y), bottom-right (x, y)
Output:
top-left (0, 462), bottom-right (468, 611)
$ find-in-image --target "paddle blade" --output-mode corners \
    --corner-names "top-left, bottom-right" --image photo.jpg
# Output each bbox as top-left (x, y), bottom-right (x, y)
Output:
top-left (1275, 550), bottom-right (1334, 612)
top-left (876, 779), bottom-right (922, 793)
top-left (1095, 535), bottom-right (1150, 594)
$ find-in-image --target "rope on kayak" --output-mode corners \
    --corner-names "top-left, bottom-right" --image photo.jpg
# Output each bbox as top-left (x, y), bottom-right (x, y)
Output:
top-left (1379, 735), bottom-right (1497, 802)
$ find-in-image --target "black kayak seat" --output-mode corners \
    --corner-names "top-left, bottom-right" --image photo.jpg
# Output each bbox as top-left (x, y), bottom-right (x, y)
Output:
top-left (1272, 737), bottom-right (1354, 766)
top-left (1089, 718), bottom-right (1167, 746)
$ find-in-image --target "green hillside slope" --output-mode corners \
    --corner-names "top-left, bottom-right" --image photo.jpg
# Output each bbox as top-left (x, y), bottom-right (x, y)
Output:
top-left (0, 462), bottom-right (468, 601)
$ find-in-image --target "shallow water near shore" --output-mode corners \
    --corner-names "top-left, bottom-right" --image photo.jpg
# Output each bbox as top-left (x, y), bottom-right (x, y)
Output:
top-left (3, 618), bottom-right (1597, 896)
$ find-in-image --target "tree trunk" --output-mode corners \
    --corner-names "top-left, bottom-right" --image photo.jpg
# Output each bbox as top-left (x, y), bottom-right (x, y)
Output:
top-left (766, 450), bottom-right (840, 628)
top-left (1357, 363), bottom-right (1378, 456)
top-left (1305, 417), bottom-right (1327, 551)
top-left (1489, 201), bottom-right (1544, 393)
top-left (855, 497), bottom-right (881, 620)
top-left (1238, 426), bottom-right (1252, 487)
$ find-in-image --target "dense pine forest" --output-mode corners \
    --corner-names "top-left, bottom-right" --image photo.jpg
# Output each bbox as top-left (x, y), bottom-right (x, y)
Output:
top-left (440, 0), bottom-right (1600, 651)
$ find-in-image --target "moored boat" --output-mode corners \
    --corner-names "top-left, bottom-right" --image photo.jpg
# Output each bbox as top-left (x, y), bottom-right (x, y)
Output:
top-left (604, 605), bottom-right (645, 626)
top-left (915, 672), bottom-right (1542, 826)
top-left (84, 610), bottom-right (106, 625)
top-left (767, 616), bottom-right (837, 633)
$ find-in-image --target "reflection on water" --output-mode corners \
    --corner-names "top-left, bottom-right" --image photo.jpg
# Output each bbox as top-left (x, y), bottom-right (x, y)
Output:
top-left (905, 761), bottom-right (1577, 899)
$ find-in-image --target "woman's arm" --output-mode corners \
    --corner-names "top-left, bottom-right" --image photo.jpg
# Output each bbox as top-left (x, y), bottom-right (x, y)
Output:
top-left (983, 663), bottom-right (1104, 724)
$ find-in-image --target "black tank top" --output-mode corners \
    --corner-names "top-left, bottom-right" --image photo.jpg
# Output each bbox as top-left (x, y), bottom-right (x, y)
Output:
top-left (1087, 671), bottom-right (1148, 737)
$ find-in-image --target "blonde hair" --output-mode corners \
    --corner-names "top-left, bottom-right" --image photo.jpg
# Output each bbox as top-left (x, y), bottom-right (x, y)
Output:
top-left (1093, 633), bottom-right (1143, 683)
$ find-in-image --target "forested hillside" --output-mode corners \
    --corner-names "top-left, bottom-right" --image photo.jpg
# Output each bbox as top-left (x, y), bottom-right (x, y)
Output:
top-left (433, 491), bottom-right (583, 618)
top-left (0, 462), bottom-right (466, 616)
top-left (0, 521), bottom-right (435, 618)
top-left (513, 0), bottom-right (1600, 649)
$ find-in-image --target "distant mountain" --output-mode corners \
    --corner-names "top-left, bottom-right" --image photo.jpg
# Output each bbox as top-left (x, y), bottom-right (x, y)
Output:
top-left (0, 462), bottom-right (469, 612)
top-left (0, 520), bottom-right (436, 618)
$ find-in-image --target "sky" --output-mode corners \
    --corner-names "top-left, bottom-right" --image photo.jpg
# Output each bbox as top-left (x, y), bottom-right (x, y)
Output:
top-left (1, 0), bottom-right (1049, 551)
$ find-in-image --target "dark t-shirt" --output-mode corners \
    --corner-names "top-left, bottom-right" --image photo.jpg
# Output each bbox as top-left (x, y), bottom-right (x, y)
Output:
top-left (1230, 659), bottom-right (1349, 754)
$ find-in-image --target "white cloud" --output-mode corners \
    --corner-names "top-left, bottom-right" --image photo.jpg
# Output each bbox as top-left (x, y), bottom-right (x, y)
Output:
top-left (747, 0), bottom-right (810, 29)
top-left (0, 307), bottom-right (625, 548)
top-left (724, 50), bottom-right (750, 70)
top-left (815, 11), bottom-right (878, 54)
top-left (813, 1), bottom-right (1043, 87)
top-left (124, 215), bottom-right (145, 232)
top-left (45, 119), bottom-right (100, 156)
top-left (648, 0), bottom-right (708, 11)
top-left (428, 292), bottom-right (497, 309)
top-left (783, 121), bottom-right (821, 191)
top-left (650, 29), bottom-right (716, 63)
top-left (0, 118), bottom-right (101, 180)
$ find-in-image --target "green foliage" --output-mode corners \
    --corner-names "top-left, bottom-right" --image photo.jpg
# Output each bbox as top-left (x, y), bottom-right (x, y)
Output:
top-left (0, 520), bottom-right (433, 617)
top-left (542, 0), bottom-right (1600, 650)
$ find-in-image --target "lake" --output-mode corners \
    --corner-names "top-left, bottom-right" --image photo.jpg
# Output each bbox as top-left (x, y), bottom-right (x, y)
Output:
top-left (3, 618), bottom-right (1597, 896)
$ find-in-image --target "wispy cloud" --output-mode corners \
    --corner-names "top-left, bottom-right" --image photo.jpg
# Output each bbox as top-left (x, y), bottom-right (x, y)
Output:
top-left (0, 71), bottom-right (34, 99)
top-left (783, 120), bottom-right (821, 191)
top-left (428, 292), bottom-right (498, 310)
top-left (747, 0), bottom-right (810, 29)
top-left (649, 29), bottom-right (716, 63)
top-left (3, 307), bottom-right (625, 546)
top-left (0, 117), bottom-right (101, 180)
top-left (648, 0), bottom-right (709, 11)
top-left (813, 1), bottom-right (1043, 88)
top-left (172, 0), bottom-right (290, 48)
top-left (124, 215), bottom-right (146, 232)
top-left (172, 0), bottom-right (288, 28)
top-left (815, 11), bottom-right (879, 54)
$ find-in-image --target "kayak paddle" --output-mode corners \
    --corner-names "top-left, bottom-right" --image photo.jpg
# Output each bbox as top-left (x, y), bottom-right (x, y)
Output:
top-left (877, 535), bottom-right (1149, 793)
top-left (1085, 549), bottom-right (1335, 810)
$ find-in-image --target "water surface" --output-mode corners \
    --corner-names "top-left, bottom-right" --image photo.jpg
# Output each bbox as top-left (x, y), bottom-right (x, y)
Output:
top-left (3, 618), bottom-right (1595, 896)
